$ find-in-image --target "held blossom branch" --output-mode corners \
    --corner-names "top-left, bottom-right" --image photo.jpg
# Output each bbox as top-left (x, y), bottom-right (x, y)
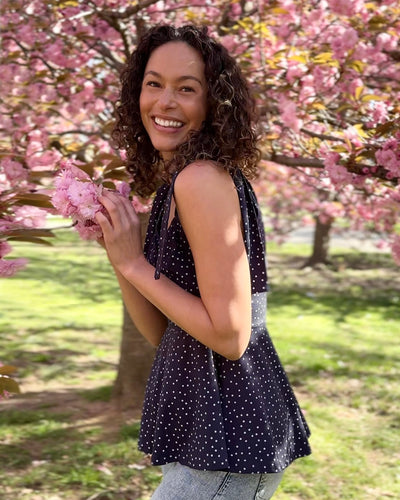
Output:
top-left (51, 160), bottom-right (151, 241)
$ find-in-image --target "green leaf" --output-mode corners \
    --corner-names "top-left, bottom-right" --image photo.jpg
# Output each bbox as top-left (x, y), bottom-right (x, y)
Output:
top-left (0, 376), bottom-right (21, 394)
top-left (0, 365), bottom-right (17, 376)
top-left (95, 152), bottom-right (119, 162)
top-left (14, 193), bottom-right (53, 209)
top-left (102, 182), bottom-right (117, 190)
top-left (5, 228), bottom-right (55, 238)
top-left (354, 86), bottom-right (364, 100)
top-left (7, 236), bottom-right (54, 246)
top-left (350, 60), bottom-right (366, 73)
top-left (361, 94), bottom-right (387, 102)
top-left (103, 159), bottom-right (126, 173)
top-left (313, 52), bottom-right (334, 64)
top-left (103, 170), bottom-right (129, 181)
top-left (375, 120), bottom-right (398, 137)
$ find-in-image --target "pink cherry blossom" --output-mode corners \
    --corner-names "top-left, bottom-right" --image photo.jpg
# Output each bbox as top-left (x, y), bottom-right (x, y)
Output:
top-left (375, 139), bottom-right (400, 178)
top-left (327, 0), bottom-right (364, 16)
top-left (330, 27), bottom-right (359, 60)
top-left (74, 219), bottom-right (103, 241)
top-left (0, 241), bottom-right (12, 258)
top-left (1, 159), bottom-right (28, 182)
top-left (391, 236), bottom-right (400, 265)
top-left (0, 257), bottom-right (28, 277)
top-left (13, 206), bottom-right (47, 228)
top-left (324, 152), bottom-right (353, 185)
top-left (279, 97), bottom-right (303, 133)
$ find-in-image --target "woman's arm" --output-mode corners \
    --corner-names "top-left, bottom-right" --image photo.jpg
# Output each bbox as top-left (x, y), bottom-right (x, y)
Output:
top-left (113, 267), bottom-right (168, 346)
top-left (96, 162), bottom-right (252, 360)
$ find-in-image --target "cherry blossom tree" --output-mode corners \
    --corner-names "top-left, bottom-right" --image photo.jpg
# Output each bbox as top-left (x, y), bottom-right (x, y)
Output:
top-left (252, 0), bottom-right (400, 265)
top-left (1, 0), bottom-right (399, 276)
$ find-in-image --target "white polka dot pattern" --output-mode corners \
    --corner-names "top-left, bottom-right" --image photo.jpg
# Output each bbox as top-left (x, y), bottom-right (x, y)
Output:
top-left (139, 170), bottom-right (311, 473)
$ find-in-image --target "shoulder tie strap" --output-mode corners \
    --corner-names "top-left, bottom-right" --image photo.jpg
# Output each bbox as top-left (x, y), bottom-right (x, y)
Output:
top-left (154, 172), bottom-right (178, 280)
top-left (234, 170), bottom-right (269, 291)
top-left (234, 172), bottom-right (252, 258)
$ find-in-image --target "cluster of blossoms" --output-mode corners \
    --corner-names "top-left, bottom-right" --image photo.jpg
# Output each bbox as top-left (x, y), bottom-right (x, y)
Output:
top-left (0, 157), bottom-right (48, 278)
top-left (52, 161), bottom-right (105, 240)
top-left (51, 160), bottom-right (150, 240)
top-left (0, 240), bottom-right (28, 278)
top-left (391, 235), bottom-right (400, 265)
top-left (375, 136), bottom-right (400, 180)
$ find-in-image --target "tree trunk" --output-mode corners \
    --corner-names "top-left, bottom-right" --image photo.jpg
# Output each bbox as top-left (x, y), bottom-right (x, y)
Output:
top-left (112, 212), bottom-right (156, 414)
top-left (303, 216), bottom-right (333, 267)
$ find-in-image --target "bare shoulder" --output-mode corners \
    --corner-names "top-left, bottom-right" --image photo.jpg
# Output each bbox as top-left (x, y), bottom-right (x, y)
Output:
top-left (174, 161), bottom-right (234, 200)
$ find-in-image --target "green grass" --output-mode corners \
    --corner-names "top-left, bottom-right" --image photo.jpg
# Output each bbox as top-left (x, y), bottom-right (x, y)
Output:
top-left (1, 228), bottom-right (399, 499)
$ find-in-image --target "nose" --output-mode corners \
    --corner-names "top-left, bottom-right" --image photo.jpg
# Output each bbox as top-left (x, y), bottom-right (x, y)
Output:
top-left (158, 87), bottom-right (177, 109)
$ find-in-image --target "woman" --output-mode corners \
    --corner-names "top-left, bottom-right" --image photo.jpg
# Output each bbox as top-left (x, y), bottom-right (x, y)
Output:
top-left (96, 24), bottom-right (311, 500)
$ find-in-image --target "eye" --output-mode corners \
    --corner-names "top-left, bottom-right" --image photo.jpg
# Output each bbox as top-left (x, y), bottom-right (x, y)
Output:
top-left (180, 86), bottom-right (195, 92)
top-left (145, 80), bottom-right (161, 88)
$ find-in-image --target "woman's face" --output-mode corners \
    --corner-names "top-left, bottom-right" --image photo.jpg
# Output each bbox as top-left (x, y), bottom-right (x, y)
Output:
top-left (140, 41), bottom-right (207, 161)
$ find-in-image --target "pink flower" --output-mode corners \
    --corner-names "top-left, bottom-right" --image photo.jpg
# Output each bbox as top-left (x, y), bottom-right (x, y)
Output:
top-left (52, 163), bottom-right (104, 239)
top-left (27, 149), bottom-right (62, 169)
top-left (324, 152), bottom-right (353, 185)
top-left (14, 206), bottom-right (47, 228)
top-left (391, 236), bottom-right (400, 266)
top-left (371, 101), bottom-right (388, 125)
top-left (74, 219), bottom-right (103, 241)
top-left (0, 257), bottom-right (28, 277)
top-left (66, 181), bottom-right (103, 219)
top-left (330, 27), bottom-right (359, 59)
top-left (328, 0), bottom-right (364, 16)
top-left (52, 162), bottom-right (151, 241)
top-left (117, 181), bottom-right (131, 198)
top-left (279, 96), bottom-right (303, 133)
top-left (132, 196), bottom-right (151, 214)
top-left (0, 389), bottom-right (11, 400)
top-left (1, 159), bottom-right (28, 182)
top-left (51, 188), bottom-right (75, 217)
top-left (375, 139), bottom-right (400, 177)
top-left (0, 241), bottom-right (12, 258)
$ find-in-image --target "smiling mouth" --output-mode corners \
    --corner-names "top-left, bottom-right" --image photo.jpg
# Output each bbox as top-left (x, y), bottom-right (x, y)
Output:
top-left (154, 117), bottom-right (184, 128)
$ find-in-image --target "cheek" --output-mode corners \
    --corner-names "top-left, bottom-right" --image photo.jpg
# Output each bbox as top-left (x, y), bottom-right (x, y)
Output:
top-left (139, 93), bottom-right (146, 116)
top-left (193, 97), bottom-right (207, 124)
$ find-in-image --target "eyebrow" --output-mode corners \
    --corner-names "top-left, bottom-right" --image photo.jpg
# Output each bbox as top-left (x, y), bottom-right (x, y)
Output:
top-left (143, 70), bottom-right (204, 86)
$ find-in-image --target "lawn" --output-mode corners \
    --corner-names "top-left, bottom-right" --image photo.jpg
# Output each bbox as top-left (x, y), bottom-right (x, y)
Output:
top-left (0, 227), bottom-right (399, 499)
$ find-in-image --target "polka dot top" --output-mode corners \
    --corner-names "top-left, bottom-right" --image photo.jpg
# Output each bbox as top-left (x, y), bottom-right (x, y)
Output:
top-left (139, 169), bottom-right (311, 473)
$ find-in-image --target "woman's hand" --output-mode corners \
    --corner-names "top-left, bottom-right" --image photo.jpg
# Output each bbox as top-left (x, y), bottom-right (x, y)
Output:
top-left (95, 191), bottom-right (144, 275)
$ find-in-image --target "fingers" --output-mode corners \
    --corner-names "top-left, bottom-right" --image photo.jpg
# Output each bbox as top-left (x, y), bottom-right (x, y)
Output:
top-left (96, 236), bottom-right (106, 249)
top-left (99, 191), bottom-right (137, 225)
top-left (95, 211), bottom-right (112, 238)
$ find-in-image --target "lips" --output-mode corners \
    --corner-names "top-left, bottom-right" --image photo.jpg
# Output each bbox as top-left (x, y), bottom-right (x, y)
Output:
top-left (153, 116), bottom-right (184, 128)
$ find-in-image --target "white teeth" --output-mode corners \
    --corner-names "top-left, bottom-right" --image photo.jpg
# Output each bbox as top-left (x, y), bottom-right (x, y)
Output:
top-left (154, 117), bottom-right (183, 128)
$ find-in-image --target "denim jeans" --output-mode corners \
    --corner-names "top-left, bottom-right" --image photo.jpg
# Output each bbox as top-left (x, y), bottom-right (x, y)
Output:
top-left (151, 462), bottom-right (284, 500)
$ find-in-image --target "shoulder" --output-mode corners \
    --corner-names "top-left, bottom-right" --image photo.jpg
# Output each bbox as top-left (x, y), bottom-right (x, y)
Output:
top-left (174, 161), bottom-right (234, 200)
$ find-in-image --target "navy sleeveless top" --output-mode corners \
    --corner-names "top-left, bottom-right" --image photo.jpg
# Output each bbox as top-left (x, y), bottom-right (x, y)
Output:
top-left (138, 169), bottom-right (311, 473)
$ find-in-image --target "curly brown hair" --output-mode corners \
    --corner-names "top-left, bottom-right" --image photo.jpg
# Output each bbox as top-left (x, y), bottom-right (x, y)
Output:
top-left (112, 24), bottom-right (260, 197)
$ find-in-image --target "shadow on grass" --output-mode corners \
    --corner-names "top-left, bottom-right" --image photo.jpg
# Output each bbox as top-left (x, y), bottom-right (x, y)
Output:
top-left (0, 343), bottom-right (117, 380)
top-left (269, 286), bottom-right (400, 323)
top-left (0, 387), bottom-right (142, 475)
top-left (8, 251), bottom-right (119, 304)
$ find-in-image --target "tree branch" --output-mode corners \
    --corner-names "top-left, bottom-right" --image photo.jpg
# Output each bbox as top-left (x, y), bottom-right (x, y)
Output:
top-left (267, 153), bottom-right (398, 183)
top-left (101, 0), bottom-right (159, 20)
top-left (268, 154), bottom-right (324, 168)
